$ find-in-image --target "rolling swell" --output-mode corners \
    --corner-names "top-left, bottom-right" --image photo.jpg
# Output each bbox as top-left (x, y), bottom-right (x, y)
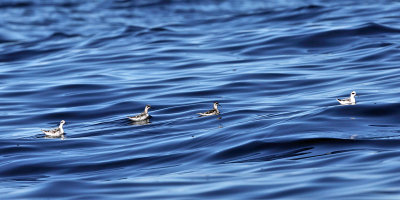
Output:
top-left (1, 0), bottom-right (400, 199)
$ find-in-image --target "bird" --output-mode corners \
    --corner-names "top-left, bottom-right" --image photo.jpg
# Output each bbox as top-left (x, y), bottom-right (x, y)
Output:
top-left (128, 105), bottom-right (151, 121)
top-left (337, 91), bottom-right (357, 105)
top-left (41, 120), bottom-right (66, 137)
top-left (197, 102), bottom-right (221, 116)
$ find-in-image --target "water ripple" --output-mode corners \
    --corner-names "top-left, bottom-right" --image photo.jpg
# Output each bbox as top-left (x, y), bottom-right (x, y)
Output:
top-left (1, 0), bottom-right (400, 199)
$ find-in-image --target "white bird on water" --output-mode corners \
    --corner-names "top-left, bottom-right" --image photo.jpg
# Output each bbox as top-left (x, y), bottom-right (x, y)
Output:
top-left (41, 120), bottom-right (66, 137)
top-left (128, 105), bottom-right (151, 121)
top-left (197, 102), bottom-right (221, 116)
top-left (337, 91), bottom-right (357, 105)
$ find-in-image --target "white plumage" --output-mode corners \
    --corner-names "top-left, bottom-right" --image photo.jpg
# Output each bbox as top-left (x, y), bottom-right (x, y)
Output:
top-left (41, 120), bottom-right (66, 137)
top-left (128, 105), bottom-right (151, 121)
top-left (337, 91), bottom-right (357, 105)
top-left (197, 102), bottom-right (220, 116)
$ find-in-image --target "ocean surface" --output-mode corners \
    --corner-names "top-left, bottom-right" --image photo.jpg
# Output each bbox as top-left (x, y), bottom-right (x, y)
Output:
top-left (1, 0), bottom-right (400, 199)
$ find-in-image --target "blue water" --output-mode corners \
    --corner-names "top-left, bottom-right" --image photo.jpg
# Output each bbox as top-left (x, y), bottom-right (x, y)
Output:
top-left (1, 0), bottom-right (400, 199)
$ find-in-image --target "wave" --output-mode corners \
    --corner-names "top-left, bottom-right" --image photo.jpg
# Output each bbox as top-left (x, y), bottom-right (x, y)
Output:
top-left (1, 0), bottom-right (400, 199)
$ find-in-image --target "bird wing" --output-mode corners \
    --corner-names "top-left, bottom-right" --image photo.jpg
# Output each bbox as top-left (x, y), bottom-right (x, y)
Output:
top-left (42, 127), bottom-right (60, 135)
top-left (337, 97), bottom-right (350, 102)
top-left (134, 112), bottom-right (146, 118)
top-left (52, 127), bottom-right (60, 133)
top-left (128, 112), bottom-right (149, 121)
top-left (198, 109), bottom-right (217, 115)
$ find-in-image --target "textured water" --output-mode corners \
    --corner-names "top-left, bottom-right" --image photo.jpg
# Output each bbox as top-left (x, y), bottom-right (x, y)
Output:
top-left (1, 0), bottom-right (400, 199)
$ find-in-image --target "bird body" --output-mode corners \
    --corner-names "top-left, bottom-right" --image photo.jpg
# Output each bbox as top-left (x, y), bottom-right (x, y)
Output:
top-left (128, 105), bottom-right (151, 121)
top-left (337, 91), bottom-right (357, 105)
top-left (42, 120), bottom-right (66, 137)
top-left (198, 102), bottom-right (220, 116)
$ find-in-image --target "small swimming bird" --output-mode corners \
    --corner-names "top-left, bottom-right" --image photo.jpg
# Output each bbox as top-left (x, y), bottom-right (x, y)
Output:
top-left (197, 102), bottom-right (220, 116)
top-left (337, 91), bottom-right (357, 105)
top-left (128, 105), bottom-right (151, 121)
top-left (41, 120), bottom-right (66, 137)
